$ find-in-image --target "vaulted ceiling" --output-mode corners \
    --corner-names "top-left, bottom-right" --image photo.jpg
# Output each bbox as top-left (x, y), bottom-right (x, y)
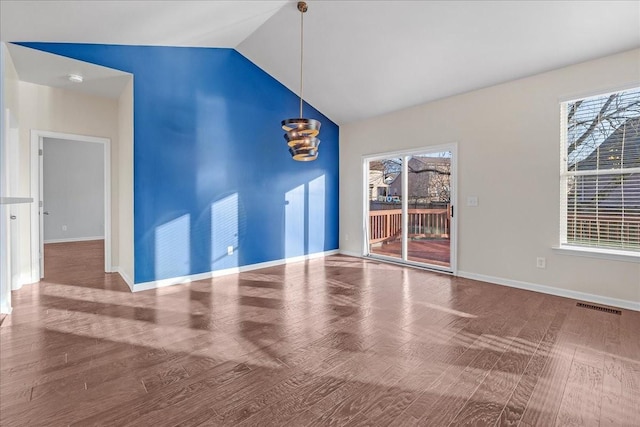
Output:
top-left (2, 0), bottom-right (639, 124)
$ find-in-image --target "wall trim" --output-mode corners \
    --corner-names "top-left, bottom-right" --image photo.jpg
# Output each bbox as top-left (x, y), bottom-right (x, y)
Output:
top-left (338, 250), bottom-right (362, 258)
top-left (115, 266), bottom-right (134, 292)
top-left (130, 249), bottom-right (340, 293)
top-left (552, 245), bottom-right (640, 263)
top-left (457, 270), bottom-right (640, 312)
top-left (11, 271), bottom-right (37, 291)
top-left (44, 236), bottom-right (104, 244)
top-left (336, 252), bottom-right (639, 312)
top-left (0, 303), bottom-right (12, 315)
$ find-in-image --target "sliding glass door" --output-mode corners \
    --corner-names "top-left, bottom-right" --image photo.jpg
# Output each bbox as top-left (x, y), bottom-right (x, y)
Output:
top-left (367, 156), bottom-right (403, 261)
top-left (365, 146), bottom-right (456, 272)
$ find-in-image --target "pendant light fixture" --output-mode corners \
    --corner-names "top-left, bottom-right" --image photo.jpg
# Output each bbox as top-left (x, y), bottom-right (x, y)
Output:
top-left (281, 1), bottom-right (321, 162)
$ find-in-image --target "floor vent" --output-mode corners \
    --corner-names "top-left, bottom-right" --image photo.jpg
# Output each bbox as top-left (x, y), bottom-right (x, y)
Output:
top-left (576, 302), bottom-right (622, 315)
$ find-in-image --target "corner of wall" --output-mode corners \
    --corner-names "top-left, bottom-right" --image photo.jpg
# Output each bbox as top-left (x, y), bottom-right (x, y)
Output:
top-left (117, 77), bottom-right (134, 285)
top-left (115, 266), bottom-right (134, 291)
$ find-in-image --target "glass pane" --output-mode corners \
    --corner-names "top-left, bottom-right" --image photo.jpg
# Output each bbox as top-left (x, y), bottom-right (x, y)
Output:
top-left (368, 158), bottom-right (403, 260)
top-left (406, 152), bottom-right (451, 267)
top-left (566, 172), bottom-right (640, 251)
top-left (567, 88), bottom-right (640, 172)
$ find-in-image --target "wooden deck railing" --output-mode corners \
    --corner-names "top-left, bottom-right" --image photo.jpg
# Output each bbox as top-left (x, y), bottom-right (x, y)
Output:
top-left (567, 213), bottom-right (640, 249)
top-left (369, 208), bottom-right (450, 244)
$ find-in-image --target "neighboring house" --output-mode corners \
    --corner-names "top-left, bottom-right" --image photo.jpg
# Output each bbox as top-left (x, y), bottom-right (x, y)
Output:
top-left (387, 156), bottom-right (451, 204)
top-left (569, 117), bottom-right (640, 209)
top-left (368, 168), bottom-right (388, 201)
top-left (567, 116), bottom-right (640, 248)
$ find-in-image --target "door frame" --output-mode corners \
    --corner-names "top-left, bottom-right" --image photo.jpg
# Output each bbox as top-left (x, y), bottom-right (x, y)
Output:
top-left (5, 108), bottom-right (22, 290)
top-left (362, 143), bottom-right (458, 274)
top-left (30, 130), bottom-right (112, 280)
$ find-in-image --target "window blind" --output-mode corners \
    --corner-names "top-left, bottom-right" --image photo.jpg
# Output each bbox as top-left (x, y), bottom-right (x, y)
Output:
top-left (561, 88), bottom-right (640, 252)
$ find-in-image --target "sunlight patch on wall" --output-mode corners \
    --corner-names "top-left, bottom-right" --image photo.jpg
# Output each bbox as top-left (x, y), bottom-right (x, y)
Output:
top-left (211, 193), bottom-right (239, 270)
top-left (285, 184), bottom-right (305, 258)
top-left (308, 174), bottom-right (326, 253)
top-left (155, 214), bottom-right (191, 280)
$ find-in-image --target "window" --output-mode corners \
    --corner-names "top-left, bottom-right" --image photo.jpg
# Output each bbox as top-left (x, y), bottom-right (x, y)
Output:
top-left (560, 87), bottom-right (640, 254)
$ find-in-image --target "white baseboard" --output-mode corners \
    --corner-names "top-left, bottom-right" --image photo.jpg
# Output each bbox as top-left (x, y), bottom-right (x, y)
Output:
top-left (338, 250), bottom-right (362, 258)
top-left (337, 252), bottom-right (638, 312)
top-left (44, 236), bottom-right (104, 244)
top-left (130, 249), bottom-right (340, 293)
top-left (29, 266), bottom-right (40, 285)
top-left (114, 267), bottom-right (134, 291)
top-left (0, 303), bottom-right (12, 315)
top-left (457, 271), bottom-right (640, 312)
top-left (10, 272), bottom-right (37, 291)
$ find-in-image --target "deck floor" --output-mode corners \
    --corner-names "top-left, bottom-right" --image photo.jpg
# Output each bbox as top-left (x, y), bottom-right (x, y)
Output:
top-left (370, 238), bottom-right (451, 267)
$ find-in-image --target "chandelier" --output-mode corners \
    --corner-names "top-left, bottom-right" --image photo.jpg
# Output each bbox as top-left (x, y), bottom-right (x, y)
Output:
top-left (281, 1), bottom-right (321, 161)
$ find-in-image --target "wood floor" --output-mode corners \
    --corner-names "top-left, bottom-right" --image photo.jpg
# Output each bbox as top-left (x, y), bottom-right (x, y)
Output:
top-left (1, 241), bottom-right (638, 426)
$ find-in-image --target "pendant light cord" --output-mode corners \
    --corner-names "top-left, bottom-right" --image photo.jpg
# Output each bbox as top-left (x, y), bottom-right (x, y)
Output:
top-left (299, 6), bottom-right (304, 118)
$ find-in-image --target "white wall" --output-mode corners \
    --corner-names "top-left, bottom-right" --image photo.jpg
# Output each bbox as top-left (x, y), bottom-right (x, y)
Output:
top-left (18, 82), bottom-right (120, 273)
top-left (1, 44), bottom-right (19, 117)
top-left (1, 42), bottom-right (23, 313)
top-left (341, 49), bottom-right (640, 308)
top-left (43, 137), bottom-right (104, 242)
top-left (1, 43), bottom-right (16, 312)
top-left (117, 78), bottom-right (134, 287)
top-left (0, 44), bottom-right (7, 314)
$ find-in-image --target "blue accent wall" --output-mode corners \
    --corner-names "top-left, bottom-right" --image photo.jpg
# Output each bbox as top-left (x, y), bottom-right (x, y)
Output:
top-left (18, 43), bottom-right (339, 284)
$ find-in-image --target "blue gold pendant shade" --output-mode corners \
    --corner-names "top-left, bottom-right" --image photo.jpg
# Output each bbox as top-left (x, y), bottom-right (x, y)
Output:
top-left (282, 1), bottom-right (321, 162)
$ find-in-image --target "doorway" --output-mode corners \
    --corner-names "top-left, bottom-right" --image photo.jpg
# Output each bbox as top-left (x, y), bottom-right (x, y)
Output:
top-left (364, 144), bottom-right (457, 273)
top-left (30, 131), bottom-right (111, 280)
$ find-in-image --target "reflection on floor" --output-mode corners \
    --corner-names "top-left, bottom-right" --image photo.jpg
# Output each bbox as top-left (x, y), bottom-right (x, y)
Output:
top-left (1, 240), bottom-right (638, 425)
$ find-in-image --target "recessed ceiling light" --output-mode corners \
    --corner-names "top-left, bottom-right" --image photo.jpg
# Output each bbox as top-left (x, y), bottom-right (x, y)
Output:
top-left (67, 74), bottom-right (83, 83)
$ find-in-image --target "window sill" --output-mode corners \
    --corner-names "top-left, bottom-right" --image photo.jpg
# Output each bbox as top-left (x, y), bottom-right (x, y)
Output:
top-left (552, 245), bottom-right (640, 263)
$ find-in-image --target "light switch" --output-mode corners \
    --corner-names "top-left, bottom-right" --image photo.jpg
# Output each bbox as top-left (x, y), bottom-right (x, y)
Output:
top-left (467, 196), bottom-right (479, 207)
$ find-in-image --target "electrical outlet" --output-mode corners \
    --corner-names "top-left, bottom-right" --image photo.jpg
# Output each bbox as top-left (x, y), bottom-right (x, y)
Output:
top-left (467, 196), bottom-right (479, 207)
top-left (227, 246), bottom-right (234, 256)
top-left (345, 234), bottom-right (349, 241)
top-left (536, 257), bottom-right (546, 269)
top-left (62, 225), bottom-right (67, 231)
